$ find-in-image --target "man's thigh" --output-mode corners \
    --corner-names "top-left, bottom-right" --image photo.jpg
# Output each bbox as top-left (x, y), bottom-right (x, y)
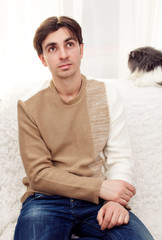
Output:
top-left (14, 194), bottom-right (154, 240)
top-left (75, 210), bottom-right (154, 240)
top-left (14, 194), bottom-right (74, 240)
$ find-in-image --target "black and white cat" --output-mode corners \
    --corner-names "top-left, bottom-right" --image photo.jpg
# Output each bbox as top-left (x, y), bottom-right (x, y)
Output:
top-left (128, 46), bottom-right (162, 87)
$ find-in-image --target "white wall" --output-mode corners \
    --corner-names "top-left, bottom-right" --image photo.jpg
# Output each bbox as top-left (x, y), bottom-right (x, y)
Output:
top-left (0, 0), bottom-right (162, 100)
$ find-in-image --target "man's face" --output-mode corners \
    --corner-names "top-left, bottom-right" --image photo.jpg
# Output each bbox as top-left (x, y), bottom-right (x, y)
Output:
top-left (40, 27), bottom-right (83, 80)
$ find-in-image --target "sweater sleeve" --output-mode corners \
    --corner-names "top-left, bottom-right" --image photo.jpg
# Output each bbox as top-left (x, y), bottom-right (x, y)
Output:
top-left (103, 83), bottom-right (133, 184)
top-left (17, 100), bottom-right (102, 204)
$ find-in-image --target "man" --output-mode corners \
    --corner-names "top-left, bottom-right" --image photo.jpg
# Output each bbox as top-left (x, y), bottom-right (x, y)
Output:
top-left (14, 16), bottom-right (154, 240)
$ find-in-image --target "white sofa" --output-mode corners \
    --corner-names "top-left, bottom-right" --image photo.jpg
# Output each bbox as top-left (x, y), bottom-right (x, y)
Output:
top-left (0, 79), bottom-right (161, 240)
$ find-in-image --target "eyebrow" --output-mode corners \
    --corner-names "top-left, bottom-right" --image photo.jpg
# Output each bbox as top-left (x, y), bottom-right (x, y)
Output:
top-left (44, 37), bottom-right (76, 50)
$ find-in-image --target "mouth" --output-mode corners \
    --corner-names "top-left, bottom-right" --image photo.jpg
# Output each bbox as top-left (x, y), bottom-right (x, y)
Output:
top-left (58, 63), bottom-right (72, 69)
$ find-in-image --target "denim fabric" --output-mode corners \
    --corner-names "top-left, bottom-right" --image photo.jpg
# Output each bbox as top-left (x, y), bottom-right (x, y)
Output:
top-left (14, 193), bottom-right (154, 240)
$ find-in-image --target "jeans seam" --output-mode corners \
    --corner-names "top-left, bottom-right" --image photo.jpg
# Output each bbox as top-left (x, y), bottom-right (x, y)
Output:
top-left (65, 222), bottom-right (74, 240)
top-left (22, 194), bottom-right (42, 209)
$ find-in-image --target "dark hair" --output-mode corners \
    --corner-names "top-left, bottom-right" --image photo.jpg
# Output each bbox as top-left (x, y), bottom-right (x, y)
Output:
top-left (33, 16), bottom-right (83, 55)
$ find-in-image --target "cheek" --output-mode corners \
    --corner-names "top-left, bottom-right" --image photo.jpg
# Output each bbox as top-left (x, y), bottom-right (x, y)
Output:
top-left (70, 46), bottom-right (83, 59)
top-left (45, 56), bottom-right (57, 68)
top-left (73, 51), bottom-right (83, 61)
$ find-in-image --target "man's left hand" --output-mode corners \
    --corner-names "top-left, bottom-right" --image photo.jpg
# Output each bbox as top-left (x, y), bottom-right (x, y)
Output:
top-left (97, 201), bottom-right (129, 230)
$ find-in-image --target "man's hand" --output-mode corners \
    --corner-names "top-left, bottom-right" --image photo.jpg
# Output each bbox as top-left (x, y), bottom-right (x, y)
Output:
top-left (97, 201), bottom-right (129, 230)
top-left (99, 180), bottom-right (136, 206)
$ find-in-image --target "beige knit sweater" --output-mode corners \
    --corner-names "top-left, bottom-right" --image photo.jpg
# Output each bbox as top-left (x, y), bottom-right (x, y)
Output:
top-left (18, 75), bottom-right (133, 204)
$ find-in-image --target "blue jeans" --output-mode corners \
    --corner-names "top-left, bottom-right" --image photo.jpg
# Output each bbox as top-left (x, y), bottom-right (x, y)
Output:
top-left (14, 193), bottom-right (154, 240)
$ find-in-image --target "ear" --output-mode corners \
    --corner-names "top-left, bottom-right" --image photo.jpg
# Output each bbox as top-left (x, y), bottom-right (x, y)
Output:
top-left (39, 54), bottom-right (48, 67)
top-left (80, 44), bottom-right (84, 59)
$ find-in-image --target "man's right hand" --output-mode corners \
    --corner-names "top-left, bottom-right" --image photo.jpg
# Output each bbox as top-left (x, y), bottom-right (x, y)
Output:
top-left (99, 179), bottom-right (136, 206)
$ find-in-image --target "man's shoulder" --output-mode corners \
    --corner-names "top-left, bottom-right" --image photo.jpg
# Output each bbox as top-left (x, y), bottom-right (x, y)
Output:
top-left (20, 80), bottom-right (50, 103)
top-left (86, 77), bottom-right (117, 93)
top-left (86, 77), bottom-right (105, 90)
top-left (86, 77), bottom-right (105, 84)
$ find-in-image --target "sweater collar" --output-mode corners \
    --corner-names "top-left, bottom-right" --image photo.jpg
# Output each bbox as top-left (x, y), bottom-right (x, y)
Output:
top-left (49, 74), bottom-right (87, 105)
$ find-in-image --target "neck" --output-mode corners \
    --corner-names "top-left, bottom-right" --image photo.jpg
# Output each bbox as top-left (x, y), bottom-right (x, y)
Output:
top-left (52, 72), bottom-right (82, 102)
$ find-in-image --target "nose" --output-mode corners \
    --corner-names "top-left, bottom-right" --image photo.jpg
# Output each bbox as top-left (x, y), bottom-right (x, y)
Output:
top-left (59, 47), bottom-right (68, 60)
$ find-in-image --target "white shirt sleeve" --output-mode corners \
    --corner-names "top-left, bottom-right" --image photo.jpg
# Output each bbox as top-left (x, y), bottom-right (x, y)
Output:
top-left (103, 82), bottom-right (133, 184)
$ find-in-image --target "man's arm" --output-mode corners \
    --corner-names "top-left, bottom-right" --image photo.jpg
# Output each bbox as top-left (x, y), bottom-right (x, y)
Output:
top-left (97, 83), bottom-right (135, 229)
top-left (18, 100), bottom-right (102, 204)
top-left (99, 83), bottom-right (136, 205)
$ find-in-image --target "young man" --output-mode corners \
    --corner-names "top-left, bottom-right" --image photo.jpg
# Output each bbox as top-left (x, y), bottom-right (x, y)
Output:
top-left (14, 16), bottom-right (154, 240)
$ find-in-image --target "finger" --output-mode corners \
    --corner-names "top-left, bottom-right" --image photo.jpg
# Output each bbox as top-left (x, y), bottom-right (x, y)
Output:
top-left (126, 184), bottom-right (136, 195)
top-left (116, 212), bottom-right (125, 226)
top-left (125, 189), bottom-right (134, 198)
top-left (124, 211), bottom-right (129, 224)
top-left (121, 194), bottom-right (133, 205)
top-left (120, 189), bottom-right (134, 204)
top-left (119, 198), bottom-right (129, 206)
top-left (101, 210), bottom-right (113, 230)
top-left (97, 208), bottom-right (104, 226)
top-left (125, 189), bottom-right (134, 197)
top-left (107, 210), bottom-right (119, 229)
top-left (121, 193), bottom-right (131, 202)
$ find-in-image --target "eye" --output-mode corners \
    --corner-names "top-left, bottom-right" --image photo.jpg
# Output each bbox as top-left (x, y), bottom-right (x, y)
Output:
top-left (66, 42), bottom-right (74, 48)
top-left (48, 46), bottom-right (57, 52)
